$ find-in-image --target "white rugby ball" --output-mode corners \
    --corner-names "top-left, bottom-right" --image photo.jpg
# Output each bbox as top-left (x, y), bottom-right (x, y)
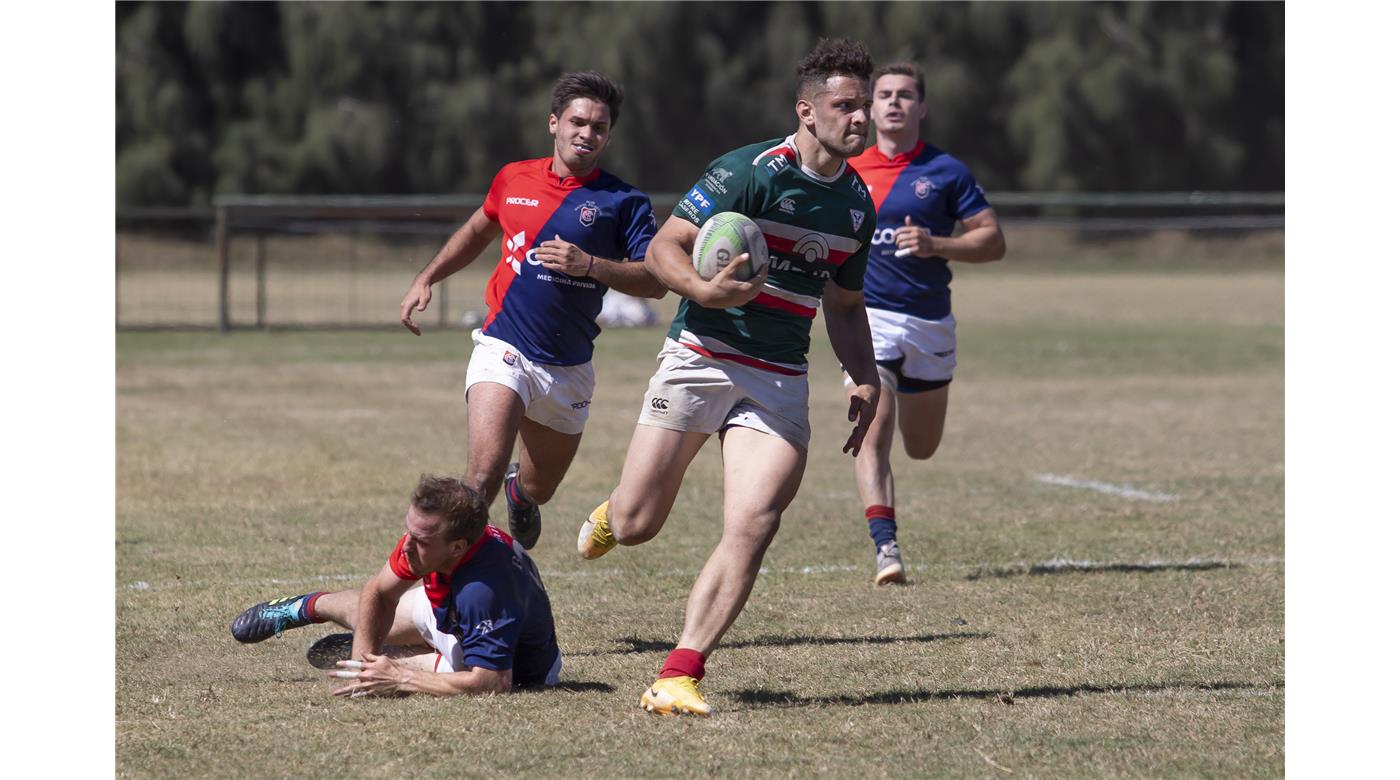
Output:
top-left (692, 211), bottom-right (769, 282)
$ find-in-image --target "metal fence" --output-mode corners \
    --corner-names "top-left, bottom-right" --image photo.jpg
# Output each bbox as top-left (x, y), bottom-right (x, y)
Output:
top-left (115, 192), bottom-right (1284, 331)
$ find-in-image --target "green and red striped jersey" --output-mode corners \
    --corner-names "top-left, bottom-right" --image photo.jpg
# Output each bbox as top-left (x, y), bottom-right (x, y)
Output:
top-left (670, 135), bottom-right (876, 371)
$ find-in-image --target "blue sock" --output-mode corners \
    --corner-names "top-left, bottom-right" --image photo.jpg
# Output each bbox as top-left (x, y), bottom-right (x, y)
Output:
top-left (866, 505), bottom-right (897, 548)
top-left (868, 518), bottom-right (897, 548)
top-left (505, 473), bottom-right (534, 510)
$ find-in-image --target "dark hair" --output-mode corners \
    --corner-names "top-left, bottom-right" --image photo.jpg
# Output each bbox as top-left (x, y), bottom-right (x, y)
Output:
top-left (411, 475), bottom-right (488, 543)
top-left (550, 70), bottom-right (624, 126)
top-left (796, 38), bottom-right (874, 100)
top-left (873, 62), bottom-right (926, 102)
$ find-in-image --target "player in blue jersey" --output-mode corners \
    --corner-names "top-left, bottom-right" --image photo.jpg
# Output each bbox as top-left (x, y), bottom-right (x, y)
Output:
top-left (231, 475), bottom-right (561, 695)
top-left (397, 71), bottom-right (663, 551)
top-left (846, 62), bottom-right (1006, 585)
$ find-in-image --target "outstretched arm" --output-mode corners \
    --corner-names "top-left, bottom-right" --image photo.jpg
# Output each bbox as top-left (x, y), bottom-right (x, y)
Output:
top-left (822, 283), bottom-right (880, 457)
top-left (350, 561), bottom-right (415, 661)
top-left (894, 208), bottom-right (1006, 263)
top-left (400, 207), bottom-right (502, 334)
top-left (644, 215), bottom-right (767, 308)
top-left (333, 653), bottom-right (512, 697)
top-left (534, 234), bottom-right (667, 299)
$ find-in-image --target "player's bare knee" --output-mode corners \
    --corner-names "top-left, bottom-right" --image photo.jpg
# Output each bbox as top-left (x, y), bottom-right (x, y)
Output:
top-left (608, 500), bottom-right (661, 546)
top-left (725, 511), bottom-right (781, 550)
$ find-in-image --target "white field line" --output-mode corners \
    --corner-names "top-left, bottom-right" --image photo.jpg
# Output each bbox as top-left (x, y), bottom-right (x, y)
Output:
top-left (1034, 473), bottom-right (1179, 502)
top-left (121, 555), bottom-right (1282, 593)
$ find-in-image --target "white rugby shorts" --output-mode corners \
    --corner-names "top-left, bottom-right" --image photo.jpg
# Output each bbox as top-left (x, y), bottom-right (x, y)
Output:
top-left (638, 337), bottom-right (810, 449)
top-left (408, 585), bottom-right (563, 684)
top-left (845, 308), bottom-right (957, 391)
top-left (464, 329), bottom-right (593, 435)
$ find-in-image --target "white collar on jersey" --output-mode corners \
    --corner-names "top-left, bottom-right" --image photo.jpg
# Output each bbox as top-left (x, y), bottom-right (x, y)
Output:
top-left (783, 134), bottom-right (848, 183)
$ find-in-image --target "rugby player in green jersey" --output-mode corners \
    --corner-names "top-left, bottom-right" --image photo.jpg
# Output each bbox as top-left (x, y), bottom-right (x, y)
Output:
top-left (575, 38), bottom-right (882, 717)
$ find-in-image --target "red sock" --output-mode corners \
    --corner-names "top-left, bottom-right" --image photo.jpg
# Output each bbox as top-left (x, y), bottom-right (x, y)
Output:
top-left (304, 591), bottom-right (327, 623)
top-left (658, 648), bottom-right (706, 681)
top-left (865, 505), bottom-right (895, 522)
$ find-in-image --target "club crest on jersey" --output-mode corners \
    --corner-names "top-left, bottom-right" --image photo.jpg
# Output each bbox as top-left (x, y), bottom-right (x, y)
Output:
top-left (779, 198), bottom-right (797, 215)
top-left (850, 209), bottom-right (865, 232)
top-left (502, 351), bottom-right (517, 366)
top-left (913, 177), bottom-right (937, 199)
top-left (576, 200), bottom-right (599, 227)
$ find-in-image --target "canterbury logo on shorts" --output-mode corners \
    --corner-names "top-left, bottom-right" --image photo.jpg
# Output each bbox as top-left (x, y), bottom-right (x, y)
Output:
top-left (649, 397), bottom-right (669, 413)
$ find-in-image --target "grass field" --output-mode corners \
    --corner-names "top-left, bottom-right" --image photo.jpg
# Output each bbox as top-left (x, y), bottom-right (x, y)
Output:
top-left (116, 263), bottom-right (1283, 777)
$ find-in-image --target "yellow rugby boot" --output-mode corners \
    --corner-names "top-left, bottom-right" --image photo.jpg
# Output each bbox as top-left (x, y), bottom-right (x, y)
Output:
top-left (640, 675), bottom-right (712, 717)
top-left (577, 500), bottom-right (617, 560)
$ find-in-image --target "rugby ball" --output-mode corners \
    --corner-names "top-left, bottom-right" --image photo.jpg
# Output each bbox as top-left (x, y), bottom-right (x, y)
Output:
top-left (692, 212), bottom-right (769, 282)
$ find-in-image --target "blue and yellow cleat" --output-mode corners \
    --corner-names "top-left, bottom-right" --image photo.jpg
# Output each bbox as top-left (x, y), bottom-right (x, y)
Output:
top-left (231, 594), bottom-right (319, 643)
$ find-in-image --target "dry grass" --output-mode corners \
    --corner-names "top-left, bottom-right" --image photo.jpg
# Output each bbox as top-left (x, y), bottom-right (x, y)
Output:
top-left (116, 265), bottom-right (1283, 778)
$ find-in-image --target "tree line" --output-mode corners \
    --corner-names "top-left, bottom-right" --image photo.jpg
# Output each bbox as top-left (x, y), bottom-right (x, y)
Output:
top-left (116, 1), bottom-right (1283, 207)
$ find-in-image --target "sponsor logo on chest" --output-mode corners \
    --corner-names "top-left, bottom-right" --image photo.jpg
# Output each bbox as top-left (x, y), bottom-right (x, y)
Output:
top-left (704, 167), bottom-right (734, 194)
top-left (505, 196), bottom-right (540, 207)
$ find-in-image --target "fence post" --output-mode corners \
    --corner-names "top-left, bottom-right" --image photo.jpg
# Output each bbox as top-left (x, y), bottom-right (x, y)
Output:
top-left (255, 234), bottom-right (267, 329)
top-left (216, 206), bottom-right (230, 333)
top-left (114, 237), bottom-right (121, 330)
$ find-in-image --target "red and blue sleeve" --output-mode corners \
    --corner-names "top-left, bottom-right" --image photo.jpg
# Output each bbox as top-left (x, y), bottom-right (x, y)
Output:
top-left (388, 534), bottom-right (418, 581)
top-left (481, 165), bottom-right (511, 222)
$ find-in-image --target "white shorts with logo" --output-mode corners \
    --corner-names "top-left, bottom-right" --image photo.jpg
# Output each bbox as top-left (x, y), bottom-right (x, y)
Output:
top-left (409, 586), bottom-right (562, 684)
top-left (844, 308), bottom-right (957, 391)
top-left (464, 329), bottom-right (594, 435)
top-left (638, 337), bottom-right (810, 449)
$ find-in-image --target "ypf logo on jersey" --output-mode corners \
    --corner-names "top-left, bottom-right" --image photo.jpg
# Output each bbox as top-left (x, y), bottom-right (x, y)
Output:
top-left (913, 177), bottom-right (937, 199)
top-left (576, 200), bottom-right (599, 227)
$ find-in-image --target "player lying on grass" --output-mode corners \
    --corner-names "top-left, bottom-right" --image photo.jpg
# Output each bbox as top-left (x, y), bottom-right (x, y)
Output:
top-left (231, 475), bottom-right (561, 696)
top-left (576, 38), bottom-right (881, 717)
top-left (398, 71), bottom-right (664, 551)
top-left (842, 62), bottom-right (1007, 585)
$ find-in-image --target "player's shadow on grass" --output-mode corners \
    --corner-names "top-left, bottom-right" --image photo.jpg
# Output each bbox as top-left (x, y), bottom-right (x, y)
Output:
top-left (527, 681), bottom-right (615, 694)
top-left (965, 560), bottom-right (1233, 580)
top-left (574, 631), bottom-right (992, 657)
top-left (732, 680), bottom-right (1280, 709)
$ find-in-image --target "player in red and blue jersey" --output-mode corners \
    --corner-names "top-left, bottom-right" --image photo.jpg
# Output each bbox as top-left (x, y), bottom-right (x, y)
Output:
top-left (398, 72), bottom-right (664, 551)
top-left (846, 62), bottom-right (1007, 585)
top-left (231, 475), bottom-right (561, 695)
